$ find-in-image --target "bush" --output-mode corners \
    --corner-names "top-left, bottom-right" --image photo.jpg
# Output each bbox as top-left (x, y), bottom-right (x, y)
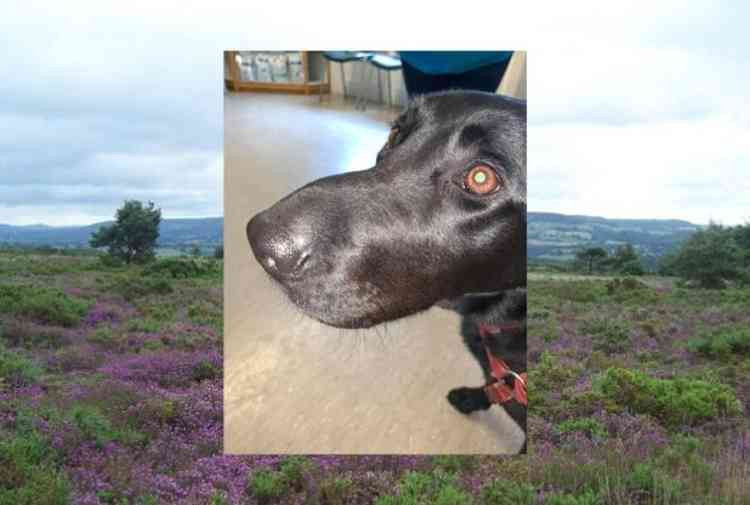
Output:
top-left (142, 257), bottom-right (220, 279)
top-left (71, 405), bottom-right (145, 448)
top-left (557, 418), bottom-right (608, 439)
top-left (605, 278), bottom-right (660, 305)
top-left (625, 462), bottom-right (682, 502)
top-left (480, 479), bottom-right (535, 505)
top-left (107, 274), bottom-right (173, 301)
top-left (528, 352), bottom-right (583, 416)
top-left (374, 470), bottom-right (472, 505)
top-left (191, 360), bottom-right (220, 382)
top-left (0, 319), bottom-right (67, 349)
top-left (187, 302), bottom-right (222, 330)
top-left (594, 367), bottom-right (742, 427)
top-left (0, 430), bottom-right (70, 505)
top-left (580, 316), bottom-right (631, 354)
top-left (318, 476), bottom-right (353, 505)
top-left (0, 285), bottom-right (90, 327)
top-left (279, 456), bottom-right (313, 492)
top-left (432, 455), bottom-right (478, 474)
top-left (688, 325), bottom-right (750, 359)
top-left (0, 343), bottom-right (42, 387)
top-left (98, 254), bottom-right (124, 268)
top-left (247, 470), bottom-right (288, 503)
top-left (543, 489), bottom-right (600, 505)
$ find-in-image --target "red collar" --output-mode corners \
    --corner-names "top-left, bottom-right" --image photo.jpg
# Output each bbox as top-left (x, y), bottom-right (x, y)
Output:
top-left (478, 323), bottom-right (527, 407)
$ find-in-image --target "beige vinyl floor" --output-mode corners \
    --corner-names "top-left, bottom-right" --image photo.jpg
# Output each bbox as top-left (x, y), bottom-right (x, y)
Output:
top-left (223, 91), bottom-right (524, 454)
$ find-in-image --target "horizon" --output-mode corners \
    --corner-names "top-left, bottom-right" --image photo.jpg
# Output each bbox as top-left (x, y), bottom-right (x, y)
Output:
top-left (0, 211), bottom-right (734, 229)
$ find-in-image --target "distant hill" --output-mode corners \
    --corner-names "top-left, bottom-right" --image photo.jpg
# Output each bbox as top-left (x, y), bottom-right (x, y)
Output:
top-left (1, 213), bottom-right (701, 265)
top-left (528, 212), bottom-right (701, 266)
top-left (0, 218), bottom-right (223, 250)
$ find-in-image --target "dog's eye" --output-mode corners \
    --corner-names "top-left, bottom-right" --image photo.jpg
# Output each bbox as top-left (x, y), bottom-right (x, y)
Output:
top-left (464, 165), bottom-right (500, 195)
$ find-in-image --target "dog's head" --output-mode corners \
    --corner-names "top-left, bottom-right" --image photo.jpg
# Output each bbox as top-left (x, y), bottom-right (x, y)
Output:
top-left (248, 91), bottom-right (526, 328)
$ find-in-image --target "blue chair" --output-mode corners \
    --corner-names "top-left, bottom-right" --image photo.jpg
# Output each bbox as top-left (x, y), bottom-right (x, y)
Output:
top-left (369, 54), bottom-right (403, 107)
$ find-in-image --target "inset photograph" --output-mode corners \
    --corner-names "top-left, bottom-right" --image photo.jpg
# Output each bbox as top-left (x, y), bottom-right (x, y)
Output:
top-left (224, 51), bottom-right (527, 453)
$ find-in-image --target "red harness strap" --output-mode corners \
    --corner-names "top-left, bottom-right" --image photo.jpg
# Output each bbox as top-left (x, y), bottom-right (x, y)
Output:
top-left (479, 323), bottom-right (528, 407)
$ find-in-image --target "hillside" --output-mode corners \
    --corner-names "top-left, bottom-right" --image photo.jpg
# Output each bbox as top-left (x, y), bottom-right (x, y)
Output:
top-left (0, 217), bottom-right (223, 249)
top-left (1, 213), bottom-right (700, 263)
top-left (528, 212), bottom-right (700, 264)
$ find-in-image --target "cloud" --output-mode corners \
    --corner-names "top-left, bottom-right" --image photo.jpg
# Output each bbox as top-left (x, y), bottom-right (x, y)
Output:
top-left (0, 1), bottom-right (747, 225)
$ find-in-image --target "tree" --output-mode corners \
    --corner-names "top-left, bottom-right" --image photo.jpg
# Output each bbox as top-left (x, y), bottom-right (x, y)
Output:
top-left (576, 247), bottom-right (608, 274)
top-left (608, 243), bottom-right (646, 275)
top-left (213, 245), bottom-right (224, 259)
top-left (664, 223), bottom-right (742, 288)
top-left (190, 245), bottom-right (201, 257)
top-left (90, 200), bottom-right (161, 264)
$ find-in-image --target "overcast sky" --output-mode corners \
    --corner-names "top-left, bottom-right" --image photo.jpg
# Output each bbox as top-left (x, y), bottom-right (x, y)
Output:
top-left (1, 2), bottom-right (747, 226)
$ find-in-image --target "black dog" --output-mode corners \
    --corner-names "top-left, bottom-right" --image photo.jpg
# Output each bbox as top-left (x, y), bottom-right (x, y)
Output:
top-left (247, 90), bottom-right (526, 452)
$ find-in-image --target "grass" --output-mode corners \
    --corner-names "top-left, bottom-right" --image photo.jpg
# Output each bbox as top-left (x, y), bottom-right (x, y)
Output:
top-left (1, 251), bottom-right (749, 504)
top-left (0, 284), bottom-right (90, 327)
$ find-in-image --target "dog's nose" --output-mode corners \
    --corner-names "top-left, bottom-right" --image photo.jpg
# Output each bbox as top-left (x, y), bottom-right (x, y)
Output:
top-left (247, 212), bottom-right (313, 280)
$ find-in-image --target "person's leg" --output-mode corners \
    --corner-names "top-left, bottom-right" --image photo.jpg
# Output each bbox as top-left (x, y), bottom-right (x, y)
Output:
top-left (401, 60), bottom-right (451, 97)
top-left (446, 59), bottom-right (510, 93)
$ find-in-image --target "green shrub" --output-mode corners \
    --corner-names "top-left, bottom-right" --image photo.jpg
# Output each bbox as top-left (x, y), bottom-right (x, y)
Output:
top-left (71, 405), bottom-right (145, 448)
top-left (548, 281), bottom-right (606, 304)
top-left (604, 277), bottom-right (661, 306)
top-left (580, 317), bottom-right (631, 354)
top-left (557, 418), bottom-right (608, 439)
top-left (432, 455), bottom-right (478, 474)
top-left (0, 343), bottom-right (42, 387)
top-left (0, 430), bottom-right (70, 505)
top-left (187, 302), bottom-right (222, 330)
top-left (137, 302), bottom-right (176, 323)
top-left (657, 435), bottom-right (714, 493)
top-left (528, 352), bottom-right (582, 415)
top-left (107, 275), bottom-right (173, 301)
top-left (625, 462), bottom-right (682, 502)
top-left (87, 326), bottom-right (119, 345)
top-left (192, 360), bottom-right (220, 382)
top-left (98, 254), bottom-right (125, 268)
top-left (544, 489), bottom-right (600, 505)
top-left (373, 470), bottom-right (472, 505)
top-left (142, 257), bottom-right (220, 279)
top-left (209, 490), bottom-right (229, 505)
top-left (594, 367), bottom-right (742, 427)
top-left (279, 455), bottom-right (313, 491)
top-left (480, 479), bottom-right (535, 505)
top-left (433, 484), bottom-right (473, 505)
top-left (125, 318), bottom-right (162, 334)
top-left (0, 319), bottom-right (67, 349)
top-left (0, 285), bottom-right (90, 327)
top-left (688, 325), bottom-right (750, 359)
top-left (319, 476), bottom-right (353, 505)
top-left (247, 469), bottom-right (288, 503)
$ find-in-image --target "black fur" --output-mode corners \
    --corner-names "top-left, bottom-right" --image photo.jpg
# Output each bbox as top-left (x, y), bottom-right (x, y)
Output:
top-left (247, 90), bottom-right (527, 453)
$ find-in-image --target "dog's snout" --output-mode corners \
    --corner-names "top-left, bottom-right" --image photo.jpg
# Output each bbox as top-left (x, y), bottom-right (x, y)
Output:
top-left (247, 212), bottom-right (314, 280)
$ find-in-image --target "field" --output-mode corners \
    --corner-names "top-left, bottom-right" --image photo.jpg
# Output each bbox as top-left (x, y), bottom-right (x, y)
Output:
top-left (527, 270), bottom-right (750, 504)
top-left (0, 252), bottom-right (748, 504)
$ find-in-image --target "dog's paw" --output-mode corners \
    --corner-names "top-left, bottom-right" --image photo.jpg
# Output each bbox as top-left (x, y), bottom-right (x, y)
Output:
top-left (447, 387), bottom-right (490, 414)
